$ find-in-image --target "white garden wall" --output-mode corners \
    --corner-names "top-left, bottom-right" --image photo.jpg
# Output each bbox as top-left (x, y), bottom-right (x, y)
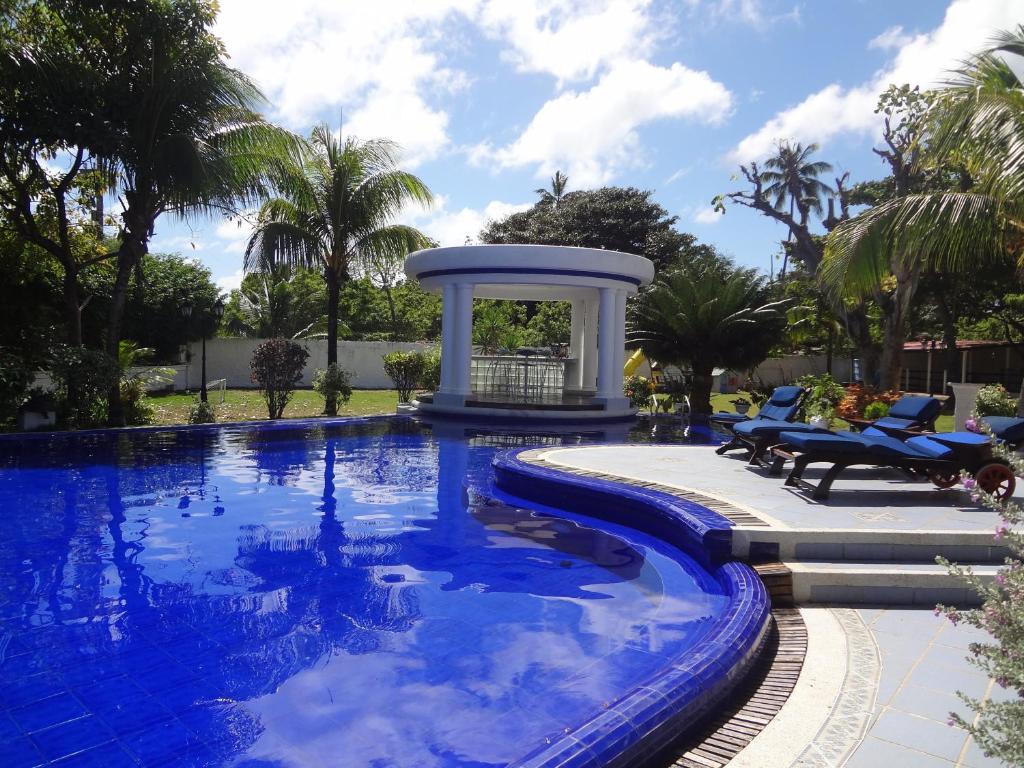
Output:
top-left (182, 338), bottom-right (431, 390)
top-left (748, 354), bottom-right (857, 386)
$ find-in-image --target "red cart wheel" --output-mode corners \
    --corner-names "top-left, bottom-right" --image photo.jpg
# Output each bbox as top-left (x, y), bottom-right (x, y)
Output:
top-left (929, 471), bottom-right (960, 489)
top-left (976, 463), bottom-right (1017, 501)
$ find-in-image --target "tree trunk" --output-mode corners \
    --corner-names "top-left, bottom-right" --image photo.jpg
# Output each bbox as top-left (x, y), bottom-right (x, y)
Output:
top-left (382, 282), bottom-right (399, 338)
top-left (825, 324), bottom-right (834, 375)
top-left (689, 363), bottom-right (715, 418)
top-left (879, 318), bottom-right (906, 392)
top-left (61, 268), bottom-right (83, 347)
top-left (105, 238), bottom-right (144, 426)
top-left (839, 301), bottom-right (878, 385)
top-left (933, 295), bottom-right (960, 390)
top-left (324, 270), bottom-right (340, 416)
top-left (878, 270), bottom-right (920, 391)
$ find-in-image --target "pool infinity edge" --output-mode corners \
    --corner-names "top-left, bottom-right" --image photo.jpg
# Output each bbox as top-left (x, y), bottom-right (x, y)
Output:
top-left (492, 448), bottom-right (772, 768)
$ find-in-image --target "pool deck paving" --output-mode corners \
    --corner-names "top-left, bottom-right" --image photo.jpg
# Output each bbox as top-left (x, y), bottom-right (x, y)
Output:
top-left (518, 443), bottom-right (1015, 766)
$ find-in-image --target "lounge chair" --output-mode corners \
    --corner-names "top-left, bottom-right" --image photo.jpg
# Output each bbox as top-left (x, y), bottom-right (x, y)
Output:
top-left (844, 395), bottom-right (942, 436)
top-left (980, 416), bottom-right (1024, 448)
top-left (772, 429), bottom-right (1014, 501)
top-left (713, 386), bottom-right (806, 456)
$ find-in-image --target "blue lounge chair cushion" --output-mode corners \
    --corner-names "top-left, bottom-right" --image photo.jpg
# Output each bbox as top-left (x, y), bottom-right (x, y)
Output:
top-left (757, 386), bottom-right (804, 422)
top-left (982, 416), bottom-right (1024, 444)
top-left (922, 432), bottom-right (991, 448)
top-left (779, 430), bottom-right (952, 459)
top-left (872, 416), bottom-right (918, 430)
top-left (903, 435), bottom-right (958, 459)
top-left (887, 395), bottom-right (942, 424)
top-left (734, 419), bottom-right (823, 438)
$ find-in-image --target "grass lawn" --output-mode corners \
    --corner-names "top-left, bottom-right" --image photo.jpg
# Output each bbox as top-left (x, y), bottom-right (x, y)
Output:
top-left (148, 388), bottom-right (400, 426)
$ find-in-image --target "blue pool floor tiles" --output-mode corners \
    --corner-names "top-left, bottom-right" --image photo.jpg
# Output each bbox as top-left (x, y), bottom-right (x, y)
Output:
top-left (0, 417), bottom-right (765, 767)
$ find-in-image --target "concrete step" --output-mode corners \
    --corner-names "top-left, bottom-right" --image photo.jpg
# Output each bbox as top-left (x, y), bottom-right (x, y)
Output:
top-left (785, 560), bottom-right (999, 606)
top-left (733, 526), bottom-right (1008, 565)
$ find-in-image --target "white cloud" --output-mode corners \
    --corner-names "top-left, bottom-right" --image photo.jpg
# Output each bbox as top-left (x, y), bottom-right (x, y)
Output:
top-left (477, 59), bottom-right (732, 185)
top-left (214, 0), bottom-right (473, 164)
top-left (409, 196), bottom-right (532, 246)
top-left (683, 0), bottom-right (799, 28)
top-left (694, 206), bottom-right (722, 225)
top-left (213, 218), bottom-right (253, 256)
top-left (869, 25), bottom-right (913, 51)
top-left (477, 0), bottom-right (656, 83)
top-left (730, 0), bottom-right (1022, 163)
top-left (216, 268), bottom-right (246, 295)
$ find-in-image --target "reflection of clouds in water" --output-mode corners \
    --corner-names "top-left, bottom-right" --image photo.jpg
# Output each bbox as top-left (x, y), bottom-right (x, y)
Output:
top-left (245, 637), bottom-right (567, 767)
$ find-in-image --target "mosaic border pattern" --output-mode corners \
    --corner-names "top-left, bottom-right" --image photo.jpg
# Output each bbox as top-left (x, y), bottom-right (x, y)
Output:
top-left (493, 449), bottom-right (773, 768)
top-left (792, 609), bottom-right (880, 767)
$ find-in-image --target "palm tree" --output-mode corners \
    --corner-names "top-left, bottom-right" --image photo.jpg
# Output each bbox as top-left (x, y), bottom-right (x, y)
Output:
top-left (97, 2), bottom-right (298, 425)
top-left (760, 142), bottom-right (834, 277)
top-left (822, 26), bottom-right (1024, 389)
top-left (245, 125), bottom-right (433, 415)
top-left (629, 262), bottom-right (789, 416)
top-left (534, 171), bottom-right (569, 208)
top-left (224, 267), bottom-right (330, 340)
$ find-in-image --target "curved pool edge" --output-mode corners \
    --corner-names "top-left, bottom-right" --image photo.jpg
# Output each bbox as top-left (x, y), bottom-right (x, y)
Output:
top-left (493, 448), bottom-right (772, 768)
top-left (0, 412), bottom-right (405, 441)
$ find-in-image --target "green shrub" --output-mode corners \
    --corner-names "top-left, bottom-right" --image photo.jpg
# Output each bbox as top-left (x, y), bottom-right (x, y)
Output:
top-left (0, 350), bottom-right (33, 426)
top-left (974, 384), bottom-right (1017, 418)
top-left (49, 346), bottom-right (120, 429)
top-left (313, 364), bottom-right (353, 410)
top-left (116, 341), bottom-right (172, 426)
top-left (421, 348), bottom-right (441, 392)
top-left (188, 399), bottom-right (216, 424)
top-left (383, 351), bottom-right (426, 403)
top-left (796, 373), bottom-right (846, 422)
top-left (863, 400), bottom-right (891, 420)
top-left (250, 339), bottom-right (309, 419)
top-left (624, 375), bottom-right (655, 410)
top-left (940, 442), bottom-right (1024, 764)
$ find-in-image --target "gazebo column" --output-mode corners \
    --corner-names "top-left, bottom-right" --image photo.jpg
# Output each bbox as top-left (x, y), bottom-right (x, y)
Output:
top-left (582, 297), bottom-right (598, 392)
top-left (438, 283), bottom-right (457, 395)
top-left (453, 283), bottom-right (474, 395)
top-left (568, 299), bottom-right (585, 392)
top-left (435, 281), bottom-right (473, 406)
top-left (596, 287), bottom-right (617, 399)
top-left (613, 289), bottom-right (627, 391)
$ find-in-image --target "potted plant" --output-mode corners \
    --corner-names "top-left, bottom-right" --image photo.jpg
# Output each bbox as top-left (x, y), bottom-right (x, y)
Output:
top-left (732, 396), bottom-right (752, 415)
top-left (806, 402), bottom-right (835, 430)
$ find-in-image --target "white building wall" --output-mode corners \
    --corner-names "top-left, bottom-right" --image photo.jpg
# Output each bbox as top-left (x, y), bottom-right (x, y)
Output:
top-left (182, 338), bottom-right (431, 390)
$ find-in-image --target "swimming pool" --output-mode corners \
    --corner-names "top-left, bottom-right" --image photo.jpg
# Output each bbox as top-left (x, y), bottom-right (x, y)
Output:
top-left (0, 416), bottom-right (766, 767)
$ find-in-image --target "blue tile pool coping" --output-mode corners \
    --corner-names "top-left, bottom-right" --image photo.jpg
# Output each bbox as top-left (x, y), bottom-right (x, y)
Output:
top-left (493, 448), bottom-right (771, 768)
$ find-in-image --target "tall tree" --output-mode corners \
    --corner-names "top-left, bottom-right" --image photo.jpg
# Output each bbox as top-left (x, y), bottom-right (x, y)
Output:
top-left (96, 0), bottom-right (297, 424)
top-left (759, 141), bottom-right (835, 278)
top-left (482, 186), bottom-right (716, 275)
top-left (0, 1), bottom-right (115, 346)
top-left (245, 125), bottom-right (432, 414)
top-left (714, 145), bottom-right (881, 382)
top-left (534, 171), bottom-right (569, 208)
top-left (822, 26), bottom-right (1024, 390)
top-left (629, 259), bottom-right (789, 416)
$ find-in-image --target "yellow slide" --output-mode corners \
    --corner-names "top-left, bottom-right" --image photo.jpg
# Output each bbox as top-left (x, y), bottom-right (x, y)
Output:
top-left (624, 349), bottom-right (646, 377)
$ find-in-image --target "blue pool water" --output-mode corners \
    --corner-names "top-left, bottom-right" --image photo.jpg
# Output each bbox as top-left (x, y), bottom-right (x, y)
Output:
top-left (0, 417), bottom-right (729, 767)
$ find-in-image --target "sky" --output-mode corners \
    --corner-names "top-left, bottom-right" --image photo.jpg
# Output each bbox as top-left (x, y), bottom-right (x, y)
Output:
top-left (147, 0), bottom-right (1024, 294)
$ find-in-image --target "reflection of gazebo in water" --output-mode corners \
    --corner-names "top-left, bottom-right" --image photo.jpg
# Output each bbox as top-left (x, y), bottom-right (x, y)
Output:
top-left (405, 244), bottom-right (655, 420)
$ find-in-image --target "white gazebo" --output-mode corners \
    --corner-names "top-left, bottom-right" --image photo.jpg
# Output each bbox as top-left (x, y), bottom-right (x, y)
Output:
top-left (404, 244), bottom-right (655, 420)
